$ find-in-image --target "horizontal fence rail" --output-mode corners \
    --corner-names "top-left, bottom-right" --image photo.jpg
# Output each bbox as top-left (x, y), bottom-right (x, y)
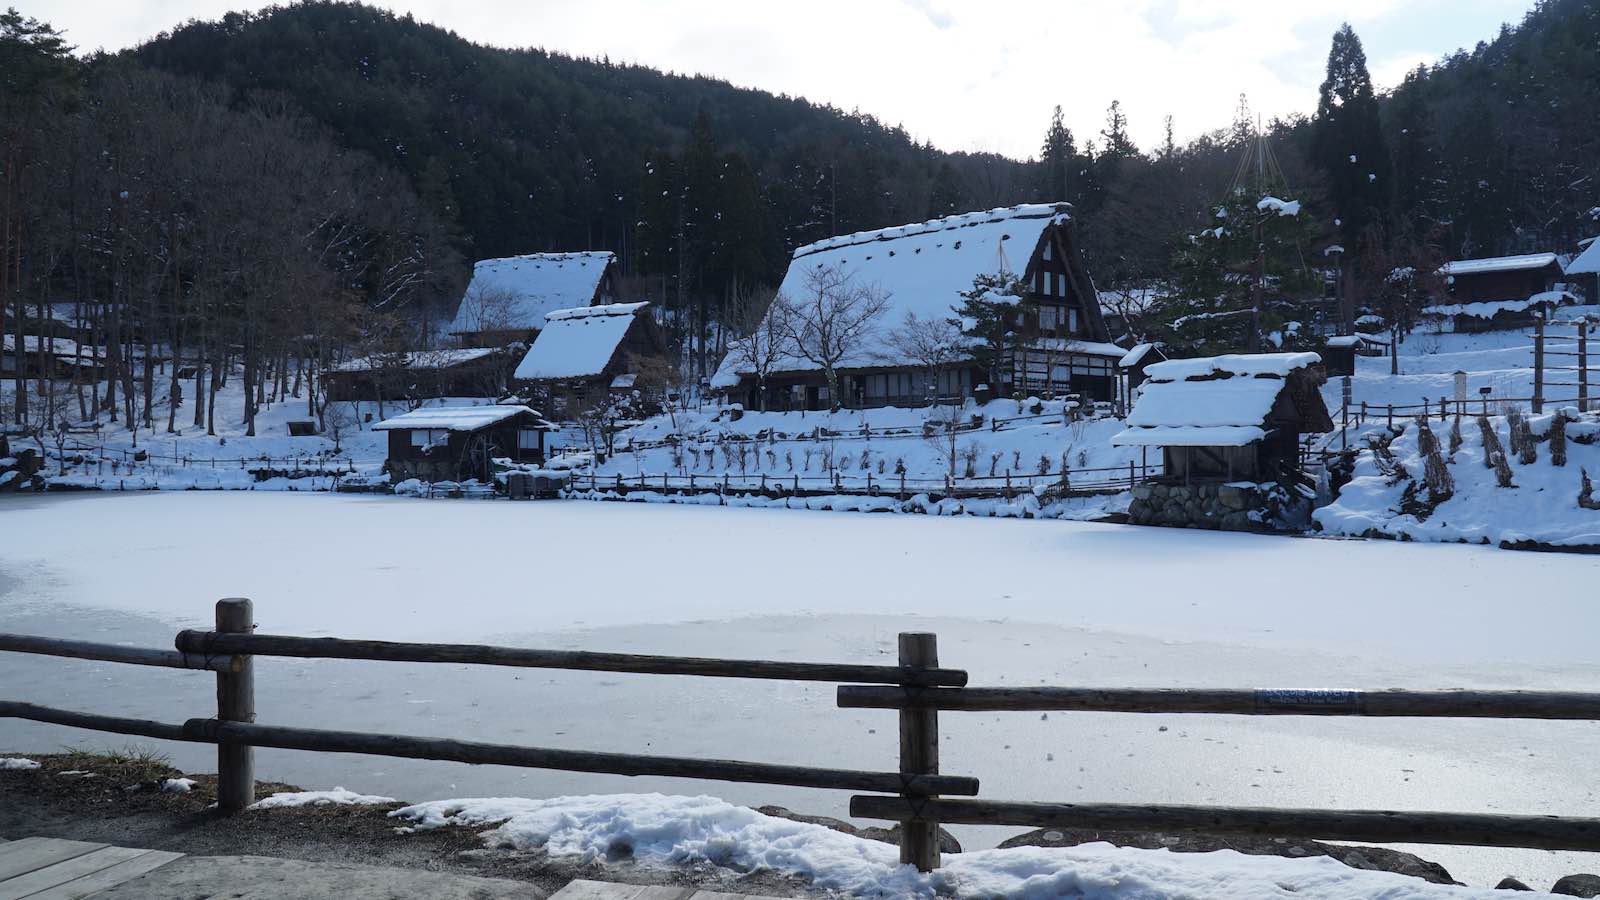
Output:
top-left (0, 702), bottom-right (974, 796)
top-left (847, 797), bottom-right (1600, 853)
top-left (0, 633), bottom-right (238, 673)
top-left (836, 686), bottom-right (1600, 719)
top-left (173, 631), bottom-right (968, 686)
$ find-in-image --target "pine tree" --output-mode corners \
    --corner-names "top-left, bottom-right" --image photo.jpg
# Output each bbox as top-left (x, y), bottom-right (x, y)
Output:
top-left (1037, 105), bottom-right (1078, 203)
top-left (1312, 24), bottom-right (1391, 329)
top-left (953, 273), bottom-right (1025, 390)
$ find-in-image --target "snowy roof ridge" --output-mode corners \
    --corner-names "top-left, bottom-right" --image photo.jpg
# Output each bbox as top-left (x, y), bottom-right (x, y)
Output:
top-left (1437, 252), bottom-right (1559, 276)
top-left (472, 251), bottom-right (615, 270)
top-left (1143, 351), bottom-right (1321, 383)
top-left (544, 301), bottom-right (649, 322)
top-left (371, 404), bottom-right (546, 432)
top-left (792, 203), bottom-right (1070, 260)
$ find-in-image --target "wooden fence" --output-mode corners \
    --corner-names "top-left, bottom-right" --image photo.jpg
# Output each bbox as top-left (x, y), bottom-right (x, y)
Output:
top-left (570, 461), bottom-right (1158, 502)
top-left (5, 602), bottom-right (1600, 874)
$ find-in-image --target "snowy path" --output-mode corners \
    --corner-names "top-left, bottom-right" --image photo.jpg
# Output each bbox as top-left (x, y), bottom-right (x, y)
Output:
top-left (1, 493), bottom-right (1597, 888)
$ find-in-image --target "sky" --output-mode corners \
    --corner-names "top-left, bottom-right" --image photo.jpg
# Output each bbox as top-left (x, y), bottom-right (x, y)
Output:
top-left (34, 0), bottom-right (1534, 159)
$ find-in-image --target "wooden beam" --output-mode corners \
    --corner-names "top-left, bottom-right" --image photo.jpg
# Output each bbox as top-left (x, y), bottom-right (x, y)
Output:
top-left (182, 718), bottom-right (978, 796)
top-left (174, 631), bottom-right (967, 686)
top-left (0, 700), bottom-right (979, 795)
top-left (0, 634), bottom-right (237, 672)
top-left (836, 686), bottom-right (1600, 719)
top-left (0, 701), bottom-right (189, 741)
top-left (848, 796), bottom-right (1600, 852)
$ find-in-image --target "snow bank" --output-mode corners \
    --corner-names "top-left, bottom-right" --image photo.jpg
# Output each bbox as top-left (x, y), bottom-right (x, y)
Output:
top-left (390, 793), bottom-right (1537, 898)
top-left (249, 787), bottom-right (398, 809)
top-left (1316, 412), bottom-right (1600, 547)
top-left (0, 757), bottom-right (42, 770)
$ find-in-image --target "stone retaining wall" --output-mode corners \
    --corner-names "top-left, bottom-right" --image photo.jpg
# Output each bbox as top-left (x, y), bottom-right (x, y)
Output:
top-left (1127, 480), bottom-right (1312, 533)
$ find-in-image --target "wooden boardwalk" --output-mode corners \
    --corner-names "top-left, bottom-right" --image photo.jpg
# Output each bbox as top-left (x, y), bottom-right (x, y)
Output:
top-left (0, 837), bottom-right (183, 899)
top-left (551, 882), bottom-right (784, 900)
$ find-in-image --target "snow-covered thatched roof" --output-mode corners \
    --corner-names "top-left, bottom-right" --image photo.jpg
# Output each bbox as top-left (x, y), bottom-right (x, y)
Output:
top-left (514, 302), bottom-right (649, 381)
top-left (332, 347), bottom-right (500, 373)
top-left (1112, 352), bottom-right (1322, 448)
top-left (1566, 238), bottom-right (1600, 276)
top-left (1437, 253), bottom-right (1560, 277)
top-left (371, 405), bottom-right (548, 432)
top-left (713, 204), bottom-right (1071, 386)
top-left (448, 251), bottom-right (614, 335)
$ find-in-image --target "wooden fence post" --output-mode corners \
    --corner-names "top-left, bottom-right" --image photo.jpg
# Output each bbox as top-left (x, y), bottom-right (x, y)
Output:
top-left (215, 598), bottom-right (256, 813)
top-left (898, 632), bottom-right (941, 872)
top-left (1533, 313), bottom-right (1545, 414)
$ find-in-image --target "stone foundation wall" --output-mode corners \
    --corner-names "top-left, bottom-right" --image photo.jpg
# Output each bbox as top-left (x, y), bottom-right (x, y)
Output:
top-left (1127, 480), bottom-right (1311, 533)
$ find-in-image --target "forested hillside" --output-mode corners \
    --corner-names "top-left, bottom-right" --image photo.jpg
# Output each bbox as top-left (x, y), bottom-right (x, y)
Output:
top-left (5, 0), bottom-right (1599, 437)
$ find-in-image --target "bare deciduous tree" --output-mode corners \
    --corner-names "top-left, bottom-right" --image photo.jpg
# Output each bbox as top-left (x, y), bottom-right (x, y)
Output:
top-left (778, 264), bottom-right (889, 411)
top-left (885, 311), bottom-right (969, 404)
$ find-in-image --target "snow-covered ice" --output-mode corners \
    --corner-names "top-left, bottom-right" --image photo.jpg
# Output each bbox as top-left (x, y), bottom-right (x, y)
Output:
top-left (2, 492), bottom-right (1598, 888)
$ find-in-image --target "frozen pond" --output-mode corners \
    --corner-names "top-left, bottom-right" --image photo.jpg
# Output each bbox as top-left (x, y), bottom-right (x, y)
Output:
top-left (2, 492), bottom-right (1598, 888)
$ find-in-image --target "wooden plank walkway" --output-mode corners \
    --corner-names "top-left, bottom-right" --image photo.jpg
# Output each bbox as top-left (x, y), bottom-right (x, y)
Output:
top-left (0, 838), bottom-right (183, 899)
top-left (550, 881), bottom-right (784, 900)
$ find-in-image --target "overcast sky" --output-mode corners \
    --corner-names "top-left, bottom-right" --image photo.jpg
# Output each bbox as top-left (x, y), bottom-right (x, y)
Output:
top-left (36, 0), bottom-right (1533, 158)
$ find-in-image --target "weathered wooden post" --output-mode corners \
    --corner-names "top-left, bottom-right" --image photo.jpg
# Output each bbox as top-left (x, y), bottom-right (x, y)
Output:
top-left (215, 598), bottom-right (255, 813)
top-left (1580, 323), bottom-right (1590, 413)
top-left (897, 632), bottom-right (940, 872)
top-left (1533, 313), bottom-right (1545, 414)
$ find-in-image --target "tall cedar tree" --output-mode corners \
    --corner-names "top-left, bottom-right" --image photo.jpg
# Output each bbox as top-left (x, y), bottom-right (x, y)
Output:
top-left (1312, 24), bottom-right (1390, 329)
top-left (1037, 105), bottom-right (1079, 204)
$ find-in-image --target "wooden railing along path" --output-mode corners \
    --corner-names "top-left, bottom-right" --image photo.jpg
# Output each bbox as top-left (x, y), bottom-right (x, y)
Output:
top-left (5, 600), bottom-right (1600, 873)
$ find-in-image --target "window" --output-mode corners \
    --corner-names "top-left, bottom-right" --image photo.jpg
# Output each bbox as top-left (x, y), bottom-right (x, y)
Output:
top-left (410, 429), bottom-right (447, 448)
top-left (1039, 306), bottom-right (1059, 331)
top-left (1042, 241), bottom-right (1052, 261)
top-left (1068, 307), bottom-right (1079, 333)
top-left (518, 429), bottom-right (541, 450)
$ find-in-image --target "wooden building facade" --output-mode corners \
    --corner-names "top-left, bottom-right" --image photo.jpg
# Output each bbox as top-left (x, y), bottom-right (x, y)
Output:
top-left (372, 405), bottom-right (552, 483)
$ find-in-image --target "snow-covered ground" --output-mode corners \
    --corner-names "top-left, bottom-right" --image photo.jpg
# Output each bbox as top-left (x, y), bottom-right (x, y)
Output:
top-left (574, 399), bottom-right (1148, 490)
top-left (1318, 410), bottom-right (1600, 546)
top-left (2, 492), bottom-right (1598, 890)
top-left (391, 792), bottom-right (1544, 898)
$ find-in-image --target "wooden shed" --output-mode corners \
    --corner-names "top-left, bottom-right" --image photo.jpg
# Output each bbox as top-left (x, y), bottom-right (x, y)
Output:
top-left (1320, 333), bottom-right (1388, 377)
top-left (1112, 352), bottom-right (1333, 484)
top-left (1424, 253), bottom-right (1573, 333)
top-left (372, 405), bottom-right (553, 484)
